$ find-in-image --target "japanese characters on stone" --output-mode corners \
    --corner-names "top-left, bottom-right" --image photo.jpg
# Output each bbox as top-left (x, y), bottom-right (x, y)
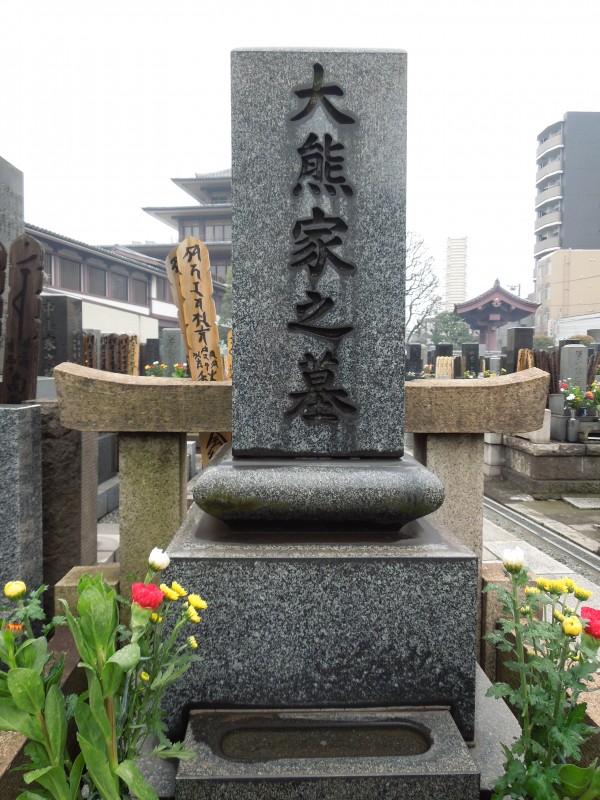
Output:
top-left (286, 62), bottom-right (358, 424)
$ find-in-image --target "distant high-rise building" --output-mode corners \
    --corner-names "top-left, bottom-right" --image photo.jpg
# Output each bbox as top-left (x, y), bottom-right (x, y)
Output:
top-left (445, 237), bottom-right (467, 311)
top-left (534, 112), bottom-right (600, 334)
top-left (535, 112), bottom-right (600, 262)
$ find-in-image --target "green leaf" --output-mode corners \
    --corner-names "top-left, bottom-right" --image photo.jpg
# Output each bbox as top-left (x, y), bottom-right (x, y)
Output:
top-left (15, 791), bottom-right (50, 800)
top-left (60, 603), bottom-right (92, 666)
top-left (7, 669), bottom-right (45, 715)
top-left (100, 661), bottom-right (124, 698)
top-left (115, 759), bottom-right (159, 800)
top-left (24, 764), bottom-right (70, 799)
top-left (44, 684), bottom-right (66, 765)
top-left (69, 753), bottom-right (84, 800)
top-left (559, 763), bottom-right (595, 797)
top-left (106, 642), bottom-right (140, 673)
top-left (0, 699), bottom-right (44, 742)
top-left (16, 638), bottom-right (48, 673)
top-left (152, 742), bottom-right (196, 760)
top-left (74, 697), bottom-right (105, 751)
top-left (88, 676), bottom-right (111, 741)
top-left (76, 734), bottom-right (120, 800)
top-left (77, 583), bottom-right (118, 662)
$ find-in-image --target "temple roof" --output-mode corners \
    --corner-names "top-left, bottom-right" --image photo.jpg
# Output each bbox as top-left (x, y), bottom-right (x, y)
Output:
top-left (454, 279), bottom-right (538, 331)
top-left (455, 279), bottom-right (538, 315)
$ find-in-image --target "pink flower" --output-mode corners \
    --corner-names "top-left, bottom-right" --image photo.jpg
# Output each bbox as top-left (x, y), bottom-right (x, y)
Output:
top-left (131, 582), bottom-right (164, 610)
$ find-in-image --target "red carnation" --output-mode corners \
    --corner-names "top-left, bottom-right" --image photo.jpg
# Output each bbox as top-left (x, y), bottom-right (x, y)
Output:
top-left (131, 582), bottom-right (164, 610)
top-left (581, 607), bottom-right (600, 639)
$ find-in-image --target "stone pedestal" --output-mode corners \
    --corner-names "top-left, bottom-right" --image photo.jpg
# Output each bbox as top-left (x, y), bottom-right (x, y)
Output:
top-left (163, 507), bottom-right (477, 743)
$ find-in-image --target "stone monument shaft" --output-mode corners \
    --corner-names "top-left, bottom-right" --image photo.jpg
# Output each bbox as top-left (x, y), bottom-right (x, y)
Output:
top-left (231, 49), bottom-right (407, 458)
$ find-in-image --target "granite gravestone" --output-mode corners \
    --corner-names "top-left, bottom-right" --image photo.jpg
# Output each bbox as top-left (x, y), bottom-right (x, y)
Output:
top-left (176, 54), bottom-right (477, 768)
top-left (435, 342), bottom-right (453, 359)
top-left (0, 157), bottom-right (24, 370)
top-left (0, 405), bottom-right (43, 590)
top-left (407, 343), bottom-right (425, 375)
top-left (462, 342), bottom-right (479, 374)
top-left (561, 344), bottom-right (588, 390)
top-left (505, 326), bottom-right (533, 374)
top-left (160, 328), bottom-right (186, 371)
top-left (231, 50), bottom-right (406, 458)
top-left (39, 295), bottom-right (83, 376)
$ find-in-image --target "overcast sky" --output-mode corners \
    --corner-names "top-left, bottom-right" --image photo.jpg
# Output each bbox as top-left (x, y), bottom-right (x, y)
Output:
top-left (2, 0), bottom-right (599, 299)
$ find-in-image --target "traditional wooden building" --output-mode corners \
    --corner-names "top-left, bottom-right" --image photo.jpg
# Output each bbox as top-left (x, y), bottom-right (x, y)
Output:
top-left (455, 280), bottom-right (539, 351)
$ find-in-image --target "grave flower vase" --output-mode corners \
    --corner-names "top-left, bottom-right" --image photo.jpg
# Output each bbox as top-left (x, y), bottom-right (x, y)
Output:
top-left (567, 409), bottom-right (580, 442)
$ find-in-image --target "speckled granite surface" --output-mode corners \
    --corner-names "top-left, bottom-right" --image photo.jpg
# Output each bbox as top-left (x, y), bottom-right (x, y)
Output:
top-left (163, 510), bottom-right (477, 742)
top-left (231, 49), bottom-right (407, 457)
top-left (193, 453), bottom-right (444, 528)
top-left (175, 708), bottom-right (479, 799)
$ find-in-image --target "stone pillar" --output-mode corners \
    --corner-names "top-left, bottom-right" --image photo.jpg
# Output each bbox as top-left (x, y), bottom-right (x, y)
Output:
top-left (412, 433), bottom-right (483, 562)
top-left (119, 433), bottom-right (187, 589)
top-left (27, 401), bottom-right (98, 614)
top-left (0, 404), bottom-right (43, 589)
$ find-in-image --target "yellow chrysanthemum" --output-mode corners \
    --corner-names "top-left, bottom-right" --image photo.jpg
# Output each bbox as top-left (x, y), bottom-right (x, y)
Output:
top-left (564, 578), bottom-right (576, 593)
top-left (187, 593), bottom-right (208, 610)
top-left (160, 583), bottom-right (179, 601)
top-left (187, 635), bottom-right (198, 650)
top-left (536, 577), bottom-right (551, 592)
top-left (548, 579), bottom-right (569, 596)
top-left (150, 613), bottom-right (163, 623)
top-left (525, 586), bottom-right (540, 596)
top-left (520, 606), bottom-right (531, 615)
top-left (574, 585), bottom-right (593, 601)
top-left (562, 616), bottom-right (583, 637)
top-left (553, 610), bottom-right (565, 622)
top-left (171, 581), bottom-right (187, 598)
top-left (4, 581), bottom-right (26, 600)
top-left (186, 605), bottom-right (201, 624)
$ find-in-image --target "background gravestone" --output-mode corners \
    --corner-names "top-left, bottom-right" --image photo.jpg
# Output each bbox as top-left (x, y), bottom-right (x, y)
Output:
top-left (160, 328), bottom-right (186, 370)
top-left (407, 343), bottom-right (425, 375)
top-left (462, 342), bottom-right (479, 374)
top-left (0, 157), bottom-right (24, 372)
top-left (39, 295), bottom-right (83, 376)
top-left (561, 344), bottom-right (588, 389)
top-left (231, 49), bottom-right (407, 458)
top-left (435, 342), bottom-right (453, 359)
top-left (505, 327), bottom-right (533, 374)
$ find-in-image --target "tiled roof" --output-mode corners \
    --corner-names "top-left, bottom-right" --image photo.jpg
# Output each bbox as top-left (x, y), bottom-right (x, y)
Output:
top-left (25, 223), bottom-right (166, 276)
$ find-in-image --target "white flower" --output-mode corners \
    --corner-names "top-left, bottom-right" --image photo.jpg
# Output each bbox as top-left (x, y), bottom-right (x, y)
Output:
top-left (502, 546), bottom-right (525, 574)
top-left (566, 394), bottom-right (576, 401)
top-left (148, 547), bottom-right (170, 571)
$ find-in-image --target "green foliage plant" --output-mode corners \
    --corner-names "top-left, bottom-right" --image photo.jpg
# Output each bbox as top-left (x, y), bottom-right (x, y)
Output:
top-left (485, 547), bottom-right (600, 799)
top-left (0, 549), bottom-right (206, 800)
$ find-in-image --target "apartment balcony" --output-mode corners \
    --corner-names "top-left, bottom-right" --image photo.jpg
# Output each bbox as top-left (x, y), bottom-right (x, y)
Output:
top-left (534, 211), bottom-right (561, 233)
top-left (536, 132), bottom-right (564, 159)
top-left (536, 159), bottom-right (563, 184)
top-left (535, 184), bottom-right (562, 208)
top-left (534, 235), bottom-right (560, 256)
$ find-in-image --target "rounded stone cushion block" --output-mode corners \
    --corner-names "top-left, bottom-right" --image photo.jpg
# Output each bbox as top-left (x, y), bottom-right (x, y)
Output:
top-left (193, 453), bottom-right (444, 530)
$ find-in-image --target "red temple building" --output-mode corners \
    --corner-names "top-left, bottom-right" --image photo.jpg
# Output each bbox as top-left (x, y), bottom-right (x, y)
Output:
top-left (454, 280), bottom-right (539, 351)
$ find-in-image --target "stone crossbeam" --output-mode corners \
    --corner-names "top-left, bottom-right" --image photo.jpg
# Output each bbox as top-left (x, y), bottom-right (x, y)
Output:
top-left (54, 363), bottom-right (548, 435)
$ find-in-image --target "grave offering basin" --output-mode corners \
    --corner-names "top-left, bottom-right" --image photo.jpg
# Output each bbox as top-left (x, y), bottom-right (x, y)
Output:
top-left (175, 708), bottom-right (479, 799)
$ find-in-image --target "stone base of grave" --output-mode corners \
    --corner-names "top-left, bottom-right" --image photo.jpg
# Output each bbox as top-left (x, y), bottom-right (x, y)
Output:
top-left (174, 707), bottom-right (480, 800)
top-left (193, 452), bottom-right (445, 530)
top-left (162, 506), bottom-right (477, 742)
